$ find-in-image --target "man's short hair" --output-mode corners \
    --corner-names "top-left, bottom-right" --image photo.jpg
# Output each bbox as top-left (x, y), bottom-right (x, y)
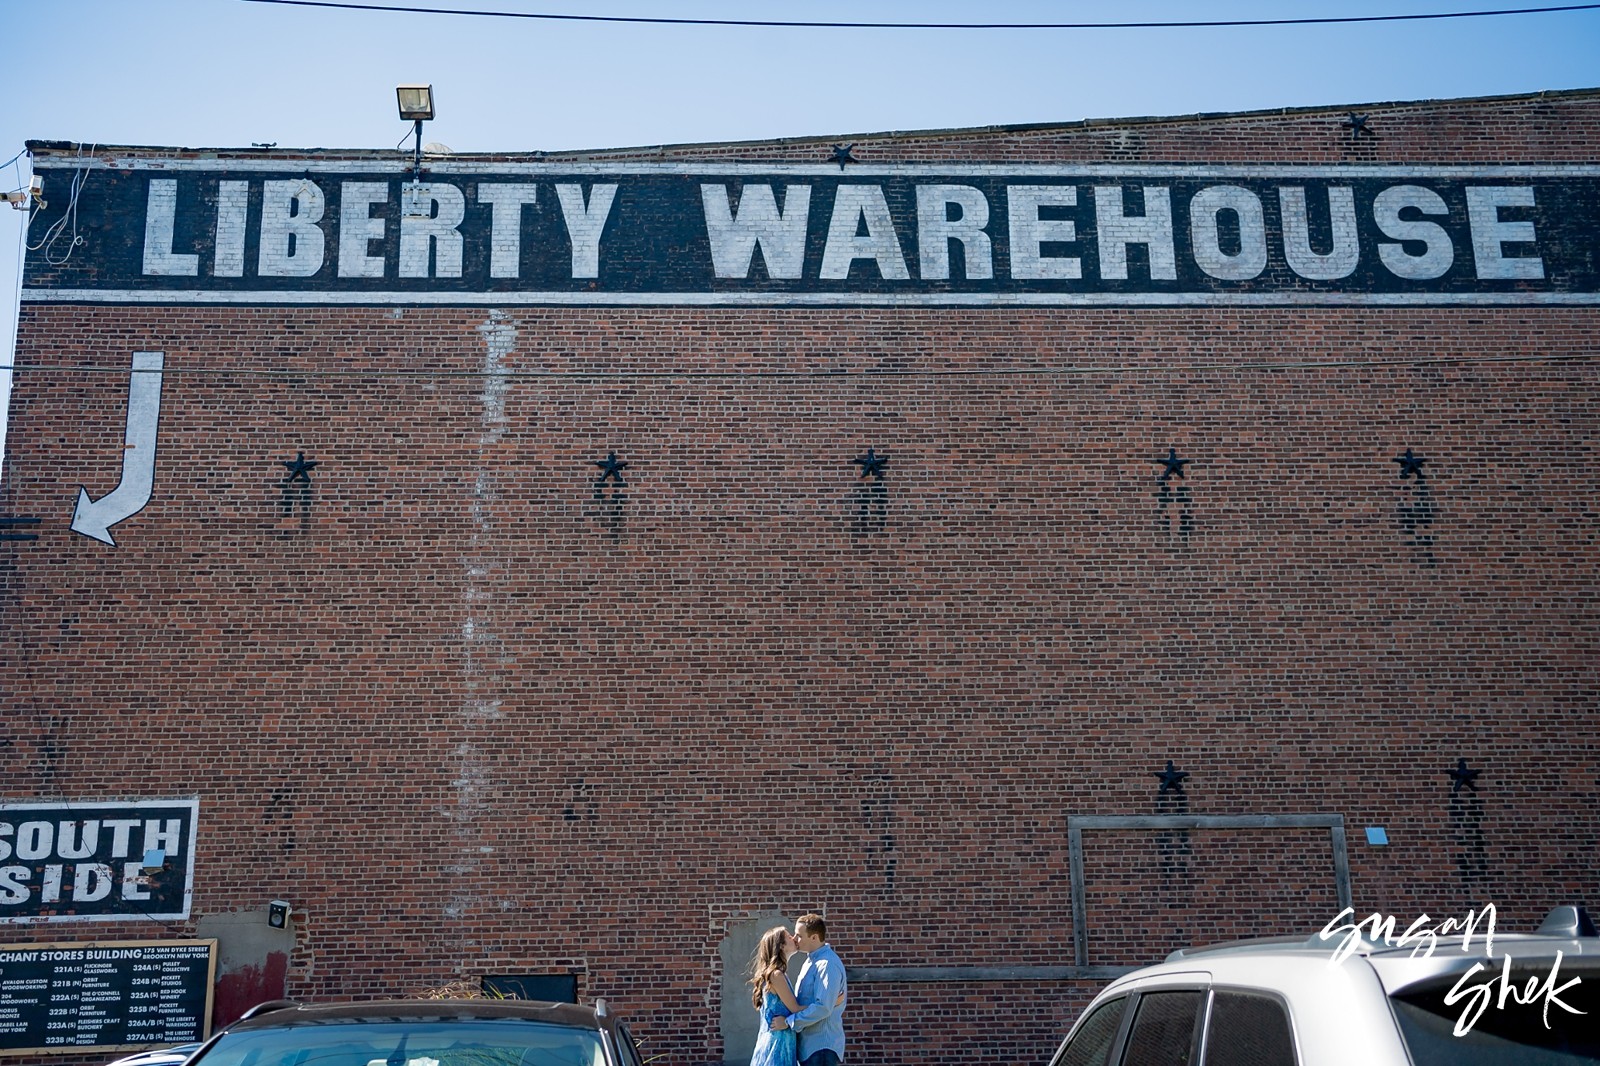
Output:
top-left (796, 913), bottom-right (827, 941)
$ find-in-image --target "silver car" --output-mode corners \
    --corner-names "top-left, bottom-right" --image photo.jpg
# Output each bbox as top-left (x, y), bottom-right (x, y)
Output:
top-left (1048, 905), bottom-right (1599, 1066)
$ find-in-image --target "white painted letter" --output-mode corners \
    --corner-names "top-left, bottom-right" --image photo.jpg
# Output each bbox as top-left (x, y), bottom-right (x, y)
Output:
top-left (57, 821), bottom-right (99, 861)
top-left (1094, 186), bottom-right (1176, 281)
top-left (555, 183), bottom-right (619, 279)
top-left (339, 181), bottom-right (389, 278)
top-left (213, 181), bottom-right (249, 278)
top-left (142, 179), bottom-right (199, 276)
top-left (1466, 186), bottom-right (1543, 279)
top-left (15, 822), bottom-right (52, 861)
top-left (143, 819), bottom-right (183, 856)
top-left (477, 183), bottom-right (540, 279)
top-left (701, 184), bottom-right (811, 280)
top-left (1373, 185), bottom-right (1453, 280)
top-left (1190, 185), bottom-right (1267, 281)
top-left (917, 185), bottom-right (992, 280)
top-left (258, 179), bottom-right (326, 278)
top-left (121, 862), bottom-right (151, 901)
top-left (104, 819), bottom-right (141, 858)
top-left (0, 867), bottom-right (26, 905)
top-left (1006, 185), bottom-right (1080, 280)
top-left (820, 186), bottom-right (909, 280)
top-left (1279, 186), bottom-right (1359, 280)
top-left (399, 183), bottom-right (466, 278)
top-left (72, 863), bottom-right (114, 903)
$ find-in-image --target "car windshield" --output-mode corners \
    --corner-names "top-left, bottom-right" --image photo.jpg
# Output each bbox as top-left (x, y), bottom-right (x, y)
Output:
top-left (1388, 958), bottom-right (1600, 1066)
top-left (192, 1019), bottom-right (608, 1066)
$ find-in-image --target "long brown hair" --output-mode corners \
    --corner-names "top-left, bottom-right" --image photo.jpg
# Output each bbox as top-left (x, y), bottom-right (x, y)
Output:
top-left (748, 926), bottom-right (790, 1008)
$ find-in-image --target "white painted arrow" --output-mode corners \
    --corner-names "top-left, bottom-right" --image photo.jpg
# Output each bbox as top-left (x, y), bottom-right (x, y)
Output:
top-left (71, 350), bottom-right (165, 546)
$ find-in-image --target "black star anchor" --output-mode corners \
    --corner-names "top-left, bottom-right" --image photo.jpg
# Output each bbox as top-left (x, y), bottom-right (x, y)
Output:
top-left (1448, 757), bottom-right (1482, 794)
top-left (831, 144), bottom-right (858, 170)
top-left (1341, 113), bottom-right (1376, 141)
top-left (281, 452), bottom-right (319, 484)
top-left (1152, 760), bottom-right (1190, 794)
top-left (852, 448), bottom-right (888, 479)
top-left (1156, 447), bottom-right (1190, 481)
top-left (1394, 449), bottom-right (1427, 479)
top-left (593, 451), bottom-right (630, 485)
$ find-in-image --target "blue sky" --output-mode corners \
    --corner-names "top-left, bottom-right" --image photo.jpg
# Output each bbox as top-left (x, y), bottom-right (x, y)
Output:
top-left (3, 0), bottom-right (1598, 470)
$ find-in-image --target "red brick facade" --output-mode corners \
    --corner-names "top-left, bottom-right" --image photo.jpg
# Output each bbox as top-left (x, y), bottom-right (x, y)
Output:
top-left (4, 89), bottom-right (1598, 1065)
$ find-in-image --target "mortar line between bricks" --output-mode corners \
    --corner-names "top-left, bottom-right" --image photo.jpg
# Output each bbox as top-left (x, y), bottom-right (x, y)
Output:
top-left (5, 350), bottom-right (1595, 381)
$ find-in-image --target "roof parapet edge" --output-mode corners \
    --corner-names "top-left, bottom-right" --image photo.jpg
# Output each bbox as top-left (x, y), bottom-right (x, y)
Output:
top-left (25, 85), bottom-right (1600, 162)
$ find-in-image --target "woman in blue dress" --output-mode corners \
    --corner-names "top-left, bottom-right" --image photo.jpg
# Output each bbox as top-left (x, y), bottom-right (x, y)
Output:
top-left (747, 925), bottom-right (803, 1066)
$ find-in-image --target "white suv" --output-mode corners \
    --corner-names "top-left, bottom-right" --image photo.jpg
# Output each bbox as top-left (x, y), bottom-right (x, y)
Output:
top-left (1047, 905), bottom-right (1599, 1066)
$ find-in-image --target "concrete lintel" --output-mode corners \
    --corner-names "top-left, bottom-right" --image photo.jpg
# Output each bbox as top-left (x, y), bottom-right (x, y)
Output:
top-left (1071, 814), bottom-right (1344, 831)
top-left (850, 965), bottom-right (1138, 982)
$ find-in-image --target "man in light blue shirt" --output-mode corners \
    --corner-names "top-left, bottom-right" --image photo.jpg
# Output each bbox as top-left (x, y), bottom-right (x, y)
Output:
top-left (772, 912), bottom-right (847, 1065)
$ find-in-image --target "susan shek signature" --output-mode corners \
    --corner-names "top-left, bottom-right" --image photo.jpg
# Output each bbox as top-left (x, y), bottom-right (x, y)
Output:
top-left (1319, 905), bottom-right (1587, 1037)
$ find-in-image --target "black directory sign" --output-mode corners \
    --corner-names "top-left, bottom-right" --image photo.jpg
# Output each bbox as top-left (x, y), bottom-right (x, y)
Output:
top-left (0, 939), bottom-right (215, 1057)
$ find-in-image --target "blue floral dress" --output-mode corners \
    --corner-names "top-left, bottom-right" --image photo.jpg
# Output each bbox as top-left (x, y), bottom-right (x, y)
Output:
top-left (749, 989), bottom-right (797, 1066)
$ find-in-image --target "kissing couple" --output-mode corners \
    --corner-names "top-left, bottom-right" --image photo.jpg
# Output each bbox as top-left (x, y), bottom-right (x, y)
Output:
top-left (746, 913), bottom-right (848, 1066)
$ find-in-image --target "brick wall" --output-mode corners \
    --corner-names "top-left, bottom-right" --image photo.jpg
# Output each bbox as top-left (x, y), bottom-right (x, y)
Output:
top-left (4, 90), bottom-right (1599, 1066)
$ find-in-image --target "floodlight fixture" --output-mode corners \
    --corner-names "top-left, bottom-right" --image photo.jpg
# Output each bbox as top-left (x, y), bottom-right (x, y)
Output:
top-left (396, 84), bottom-right (434, 122)
top-left (397, 84), bottom-right (435, 180)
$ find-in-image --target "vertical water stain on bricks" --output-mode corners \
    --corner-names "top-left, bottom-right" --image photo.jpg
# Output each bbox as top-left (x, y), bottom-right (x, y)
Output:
top-left (1155, 780), bottom-right (1193, 893)
top-left (37, 721), bottom-right (66, 785)
top-left (860, 774), bottom-right (898, 893)
top-left (263, 788), bottom-right (298, 853)
top-left (563, 778), bottom-right (597, 822)
top-left (279, 476), bottom-right (313, 524)
top-left (1450, 787), bottom-right (1490, 888)
top-left (1155, 481), bottom-right (1194, 547)
top-left (1397, 476), bottom-right (1438, 567)
top-left (588, 485), bottom-right (626, 540)
top-left (851, 479), bottom-right (888, 541)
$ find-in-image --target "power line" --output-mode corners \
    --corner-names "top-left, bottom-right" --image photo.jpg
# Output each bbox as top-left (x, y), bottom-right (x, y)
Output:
top-left (236, 0), bottom-right (1600, 30)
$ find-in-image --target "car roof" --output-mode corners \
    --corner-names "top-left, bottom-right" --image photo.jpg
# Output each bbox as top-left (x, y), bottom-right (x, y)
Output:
top-left (1060, 908), bottom-right (1600, 1066)
top-left (1165, 905), bottom-right (1599, 965)
top-left (1094, 921), bottom-right (1600, 1018)
top-left (1165, 931), bottom-right (1598, 964)
top-left (224, 999), bottom-right (613, 1033)
top-left (1126, 937), bottom-right (1599, 981)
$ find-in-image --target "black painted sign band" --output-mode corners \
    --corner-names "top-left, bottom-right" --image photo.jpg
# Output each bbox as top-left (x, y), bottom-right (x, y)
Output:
top-left (22, 163), bottom-right (1600, 305)
top-left (0, 800), bottom-right (198, 924)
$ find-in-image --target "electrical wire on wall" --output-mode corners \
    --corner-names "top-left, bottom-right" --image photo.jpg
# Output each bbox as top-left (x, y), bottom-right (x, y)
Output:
top-left (0, 147), bottom-right (29, 492)
top-left (26, 142), bottom-right (96, 267)
top-left (0, 149), bottom-right (28, 196)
